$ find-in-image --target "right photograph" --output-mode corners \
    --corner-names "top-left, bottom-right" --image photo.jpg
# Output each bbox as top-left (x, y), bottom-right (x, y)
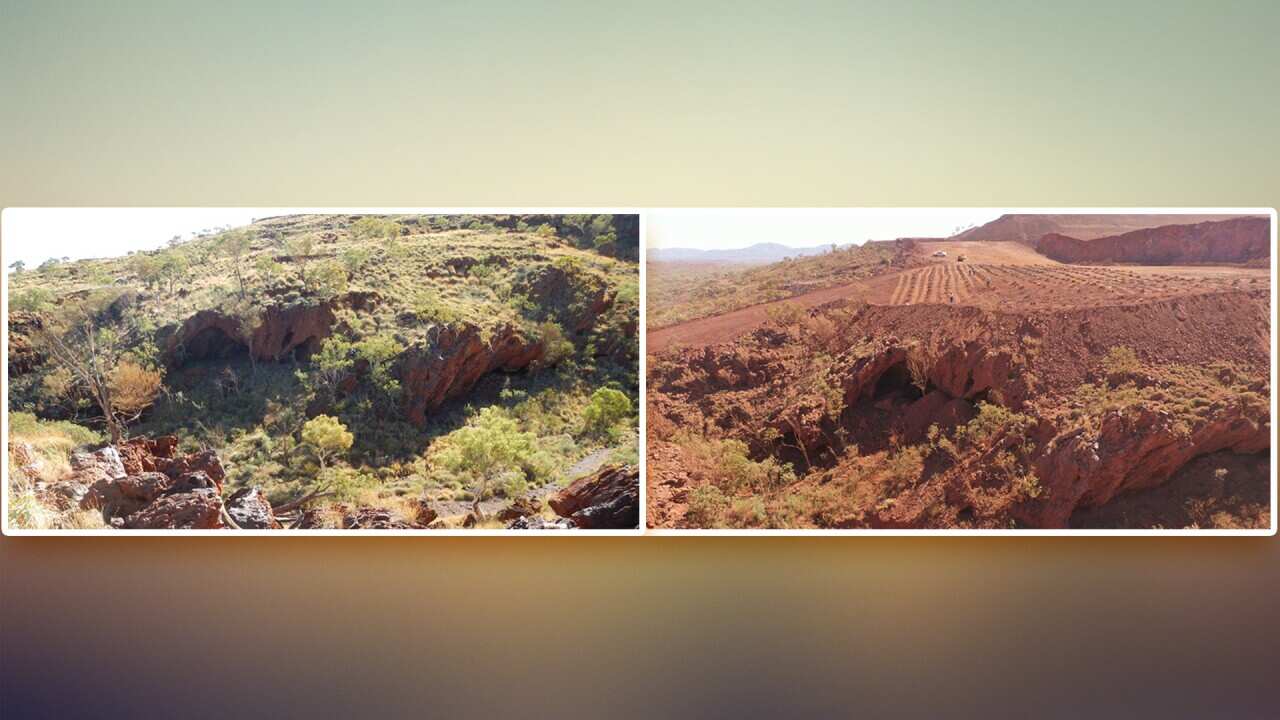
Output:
top-left (645, 209), bottom-right (1274, 532)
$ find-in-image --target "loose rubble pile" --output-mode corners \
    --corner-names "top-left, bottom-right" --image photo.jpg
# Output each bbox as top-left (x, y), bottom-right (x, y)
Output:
top-left (59, 436), bottom-right (278, 530)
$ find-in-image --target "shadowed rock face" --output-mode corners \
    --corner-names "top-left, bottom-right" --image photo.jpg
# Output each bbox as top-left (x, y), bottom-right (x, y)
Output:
top-left (1026, 395), bottom-right (1270, 528)
top-left (163, 301), bottom-right (337, 366)
top-left (1037, 216), bottom-right (1270, 265)
top-left (399, 323), bottom-right (543, 427)
top-left (514, 263), bottom-right (614, 334)
top-left (548, 465), bottom-right (639, 529)
top-left (7, 311), bottom-right (44, 376)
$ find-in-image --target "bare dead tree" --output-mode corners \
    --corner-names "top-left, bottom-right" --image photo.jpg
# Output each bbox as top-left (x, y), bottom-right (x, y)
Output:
top-left (36, 308), bottom-right (144, 445)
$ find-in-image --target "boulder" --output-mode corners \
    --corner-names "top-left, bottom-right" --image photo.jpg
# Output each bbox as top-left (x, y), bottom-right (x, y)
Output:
top-left (118, 435), bottom-right (178, 474)
top-left (225, 486), bottom-right (280, 529)
top-left (495, 496), bottom-right (542, 522)
top-left (548, 465), bottom-right (639, 529)
top-left (70, 447), bottom-right (127, 482)
top-left (156, 449), bottom-right (225, 488)
top-left (121, 488), bottom-right (224, 530)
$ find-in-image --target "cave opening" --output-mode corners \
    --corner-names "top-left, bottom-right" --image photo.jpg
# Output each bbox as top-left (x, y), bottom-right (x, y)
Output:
top-left (181, 326), bottom-right (249, 364)
top-left (871, 362), bottom-right (925, 403)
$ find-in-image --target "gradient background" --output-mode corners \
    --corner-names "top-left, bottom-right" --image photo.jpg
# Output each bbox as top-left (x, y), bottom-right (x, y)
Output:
top-left (3, 2), bottom-right (1278, 717)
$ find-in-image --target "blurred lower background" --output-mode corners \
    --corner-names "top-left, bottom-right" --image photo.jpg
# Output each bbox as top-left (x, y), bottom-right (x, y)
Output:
top-left (5, 538), bottom-right (1278, 716)
top-left (3, 2), bottom-right (1278, 717)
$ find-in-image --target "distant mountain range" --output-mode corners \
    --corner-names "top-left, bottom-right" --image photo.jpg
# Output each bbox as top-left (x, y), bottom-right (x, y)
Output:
top-left (649, 242), bottom-right (854, 264)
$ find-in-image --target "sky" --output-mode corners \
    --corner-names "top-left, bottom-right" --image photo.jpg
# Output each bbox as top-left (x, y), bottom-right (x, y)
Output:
top-left (2, 208), bottom-right (260, 271)
top-left (646, 209), bottom-right (1002, 250)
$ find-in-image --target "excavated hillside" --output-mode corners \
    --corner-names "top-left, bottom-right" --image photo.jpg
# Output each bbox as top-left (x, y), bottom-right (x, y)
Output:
top-left (7, 213), bottom-right (640, 531)
top-left (952, 213), bottom-right (1248, 246)
top-left (648, 219), bottom-right (1272, 530)
top-left (1037, 216), bottom-right (1271, 266)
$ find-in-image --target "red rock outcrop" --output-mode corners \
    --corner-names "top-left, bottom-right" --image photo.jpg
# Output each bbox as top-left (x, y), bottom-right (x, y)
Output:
top-left (548, 464), bottom-right (639, 529)
top-left (117, 435), bottom-right (225, 487)
top-left (164, 301), bottom-right (337, 366)
top-left (120, 487), bottom-right (223, 529)
top-left (66, 437), bottom-right (238, 529)
top-left (400, 322), bottom-right (543, 426)
top-left (1037, 217), bottom-right (1270, 265)
top-left (1025, 393), bottom-right (1270, 528)
top-left (7, 311), bottom-right (44, 376)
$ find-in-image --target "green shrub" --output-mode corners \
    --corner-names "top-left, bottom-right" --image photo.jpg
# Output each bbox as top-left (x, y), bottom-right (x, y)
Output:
top-left (12, 288), bottom-right (55, 312)
top-left (1102, 345), bottom-right (1140, 377)
top-left (687, 484), bottom-right (728, 527)
top-left (412, 289), bottom-right (463, 325)
top-left (582, 387), bottom-right (632, 437)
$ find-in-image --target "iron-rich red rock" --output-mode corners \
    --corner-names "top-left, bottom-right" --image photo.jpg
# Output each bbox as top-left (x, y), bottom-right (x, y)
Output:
top-left (548, 465), bottom-right (639, 529)
top-left (121, 488), bottom-right (224, 529)
top-left (399, 322), bottom-right (543, 426)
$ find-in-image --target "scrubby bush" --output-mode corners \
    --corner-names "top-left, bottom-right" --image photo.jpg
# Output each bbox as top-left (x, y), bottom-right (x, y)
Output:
top-left (354, 334), bottom-right (404, 405)
top-left (687, 484), bottom-right (728, 527)
top-left (582, 387), bottom-right (632, 437)
top-left (412, 289), bottom-right (463, 325)
top-left (12, 287), bottom-right (55, 312)
top-left (677, 435), bottom-right (796, 495)
top-left (1102, 345), bottom-right (1140, 377)
top-left (435, 407), bottom-right (537, 519)
top-left (301, 415), bottom-right (354, 470)
top-left (108, 360), bottom-right (163, 418)
top-left (309, 260), bottom-right (348, 299)
top-left (534, 321), bottom-right (574, 370)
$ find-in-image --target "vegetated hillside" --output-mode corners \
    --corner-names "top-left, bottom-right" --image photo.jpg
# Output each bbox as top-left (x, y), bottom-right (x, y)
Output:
top-left (7, 214), bottom-right (640, 531)
top-left (953, 213), bottom-right (1248, 246)
top-left (648, 290), bottom-right (1270, 530)
top-left (647, 240), bottom-right (911, 329)
top-left (650, 242), bottom-right (855, 265)
top-left (1037, 216), bottom-right (1271, 266)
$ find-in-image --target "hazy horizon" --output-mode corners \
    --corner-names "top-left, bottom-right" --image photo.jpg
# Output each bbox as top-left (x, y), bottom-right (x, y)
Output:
top-left (646, 209), bottom-right (1002, 250)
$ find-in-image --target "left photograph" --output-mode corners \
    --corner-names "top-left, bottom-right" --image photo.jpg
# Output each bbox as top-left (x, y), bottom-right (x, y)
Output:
top-left (3, 209), bottom-right (640, 533)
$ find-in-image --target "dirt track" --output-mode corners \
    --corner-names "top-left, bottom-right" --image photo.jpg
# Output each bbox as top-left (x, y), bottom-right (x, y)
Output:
top-left (648, 242), bottom-right (1269, 354)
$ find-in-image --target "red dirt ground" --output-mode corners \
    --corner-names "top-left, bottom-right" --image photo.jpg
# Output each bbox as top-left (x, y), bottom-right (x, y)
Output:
top-left (648, 241), bottom-right (1268, 353)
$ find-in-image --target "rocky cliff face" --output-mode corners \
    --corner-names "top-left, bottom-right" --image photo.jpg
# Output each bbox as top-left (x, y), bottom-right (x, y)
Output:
top-left (399, 323), bottom-right (544, 426)
top-left (163, 300), bottom-right (337, 365)
top-left (7, 311), bottom-right (44, 376)
top-left (1037, 216), bottom-right (1270, 265)
top-left (1025, 394), bottom-right (1269, 527)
